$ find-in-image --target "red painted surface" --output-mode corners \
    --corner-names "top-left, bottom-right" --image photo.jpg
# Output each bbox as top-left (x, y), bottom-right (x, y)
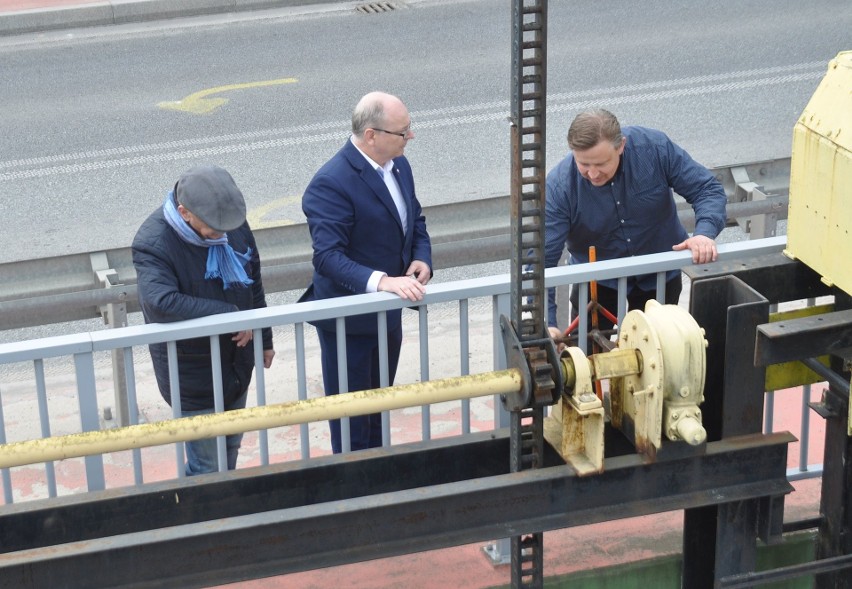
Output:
top-left (0, 0), bottom-right (102, 11)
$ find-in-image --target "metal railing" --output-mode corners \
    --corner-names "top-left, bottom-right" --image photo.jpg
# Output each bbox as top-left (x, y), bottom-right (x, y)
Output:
top-left (1, 235), bottom-right (824, 506)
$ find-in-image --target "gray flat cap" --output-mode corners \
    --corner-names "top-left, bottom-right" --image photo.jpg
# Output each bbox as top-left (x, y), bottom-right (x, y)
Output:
top-left (176, 164), bottom-right (247, 232)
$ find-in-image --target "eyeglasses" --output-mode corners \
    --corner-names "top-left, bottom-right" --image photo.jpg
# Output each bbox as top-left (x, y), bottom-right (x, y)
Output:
top-left (372, 126), bottom-right (411, 139)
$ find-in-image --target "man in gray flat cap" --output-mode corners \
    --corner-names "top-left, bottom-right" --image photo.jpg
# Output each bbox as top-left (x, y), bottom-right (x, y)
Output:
top-left (133, 164), bottom-right (275, 476)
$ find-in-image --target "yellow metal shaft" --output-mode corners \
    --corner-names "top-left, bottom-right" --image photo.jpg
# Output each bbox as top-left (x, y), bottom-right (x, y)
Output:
top-left (589, 348), bottom-right (642, 380)
top-left (559, 347), bottom-right (642, 387)
top-left (0, 370), bottom-right (522, 469)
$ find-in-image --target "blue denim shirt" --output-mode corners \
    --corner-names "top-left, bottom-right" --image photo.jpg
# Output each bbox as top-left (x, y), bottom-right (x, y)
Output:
top-left (544, 126), bottom-right (726, 326)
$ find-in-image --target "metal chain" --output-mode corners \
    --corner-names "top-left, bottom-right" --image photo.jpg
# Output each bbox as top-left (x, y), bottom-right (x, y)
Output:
top-left (509, 1), bottom-right (548, 587)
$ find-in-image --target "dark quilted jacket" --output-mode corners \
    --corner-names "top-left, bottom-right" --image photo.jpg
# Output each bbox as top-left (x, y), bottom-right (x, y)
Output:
top-left (132, 207), bottom-right (273, 411)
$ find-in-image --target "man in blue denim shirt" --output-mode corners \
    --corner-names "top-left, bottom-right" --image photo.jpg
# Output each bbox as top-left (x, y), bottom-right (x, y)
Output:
top-left (544, 109), bottom-right (726, 338)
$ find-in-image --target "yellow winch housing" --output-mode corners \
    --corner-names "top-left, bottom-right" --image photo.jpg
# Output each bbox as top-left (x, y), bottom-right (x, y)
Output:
top-left (785, 50), bottom-right (852, 294)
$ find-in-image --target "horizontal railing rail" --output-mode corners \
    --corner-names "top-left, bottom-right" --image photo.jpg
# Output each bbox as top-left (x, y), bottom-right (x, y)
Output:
top-left (0, 237), bottom-right (788, 365)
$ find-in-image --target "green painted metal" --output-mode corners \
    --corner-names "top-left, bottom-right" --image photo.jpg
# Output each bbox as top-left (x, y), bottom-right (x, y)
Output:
top-left (489, 531), bottom-right (816, 589)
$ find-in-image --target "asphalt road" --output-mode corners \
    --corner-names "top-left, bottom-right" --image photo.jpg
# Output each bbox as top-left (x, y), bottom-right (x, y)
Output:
top-left (0, 0), bottom-right (848, 266)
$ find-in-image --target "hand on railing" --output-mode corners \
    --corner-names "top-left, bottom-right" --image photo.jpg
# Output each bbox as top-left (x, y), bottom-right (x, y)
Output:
top-left (378, 275), bottom-right (427, 301)
top-left (673, 235), bottom-right (718, 264)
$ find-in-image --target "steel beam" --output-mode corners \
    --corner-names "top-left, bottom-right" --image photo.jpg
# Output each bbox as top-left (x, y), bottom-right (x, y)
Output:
top-left (0, 431), bottom-right (515, 553)
top-left (0, 430), bottom-right (792, 589)
top-left (815, 382), bottom-right (852, 589)
top-left (755, 309), bottom-right (852, 366)
top-left (689, 250), bottom-right (852, 589)
top-left (689, 275), bottom-right (769, 440)
top-left (683, 252), bottom-right (831, 304)
top-left (684, 274), bottom-right (773, 589)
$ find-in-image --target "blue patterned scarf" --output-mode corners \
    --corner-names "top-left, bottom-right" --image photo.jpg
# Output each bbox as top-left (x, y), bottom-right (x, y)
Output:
top-left (163, 191), bottom-right (254, 290)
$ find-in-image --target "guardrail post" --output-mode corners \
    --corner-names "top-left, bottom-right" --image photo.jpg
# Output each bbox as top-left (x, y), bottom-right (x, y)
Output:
top-left (748, 186), bottom-right (778, 239)
top-left (92, 254), bottom-right (131, 427)
top-left (730, 165), bottom-right (780, 239)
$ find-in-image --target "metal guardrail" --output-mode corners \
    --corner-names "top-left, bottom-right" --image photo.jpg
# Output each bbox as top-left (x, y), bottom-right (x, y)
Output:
top-left (0, 157), bottom-right (791, 330)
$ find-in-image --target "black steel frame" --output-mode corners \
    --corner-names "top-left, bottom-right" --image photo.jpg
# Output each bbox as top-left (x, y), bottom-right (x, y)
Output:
top-left (686, 253), bottom-right (852, 589)
top-left (6, 254), bottom-right (851, 588)
top-left (0, 430), bottom-right (792, 589)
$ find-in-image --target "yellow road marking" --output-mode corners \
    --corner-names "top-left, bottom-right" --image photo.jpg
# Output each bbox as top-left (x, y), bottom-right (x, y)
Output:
top-left (158, 78), bottom-right (298, 115)
top-left (248, 196), bottom-right (302, 229)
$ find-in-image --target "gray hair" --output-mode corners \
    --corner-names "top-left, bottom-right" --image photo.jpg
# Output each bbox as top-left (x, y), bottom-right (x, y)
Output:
top-left (567, 109), bottom-right (623, 151)
top-left (351, 96), bottom-right (386, 137)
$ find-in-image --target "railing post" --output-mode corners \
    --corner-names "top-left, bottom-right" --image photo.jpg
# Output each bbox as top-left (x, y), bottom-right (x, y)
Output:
top-left (483, 292), bottom-right (513, 565)
top-left (73, 351), bottom-right (105, 491)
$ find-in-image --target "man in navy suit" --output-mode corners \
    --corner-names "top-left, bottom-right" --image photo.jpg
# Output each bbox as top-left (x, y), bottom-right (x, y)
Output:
top-left (302, 91), bottom-right (432, 453)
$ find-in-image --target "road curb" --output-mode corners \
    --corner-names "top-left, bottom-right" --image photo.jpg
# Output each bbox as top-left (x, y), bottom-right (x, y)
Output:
top-left (0, 0), bottom-right (340, 36)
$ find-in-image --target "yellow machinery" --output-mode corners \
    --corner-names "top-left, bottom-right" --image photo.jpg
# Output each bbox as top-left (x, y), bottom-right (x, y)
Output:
top-left (545, 300), bottom-right (708, 475)
top-left (785, 50), bottom-right (852, 435)
top-left (786, 50), bottom-right (852, 294)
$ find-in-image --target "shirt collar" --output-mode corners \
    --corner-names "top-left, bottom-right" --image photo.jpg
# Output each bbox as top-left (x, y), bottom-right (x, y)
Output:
top-left (351, 136), bottom-right (394, 175)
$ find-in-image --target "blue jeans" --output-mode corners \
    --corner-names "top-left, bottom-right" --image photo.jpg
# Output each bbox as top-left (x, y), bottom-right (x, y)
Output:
top-left (181, 389), bottom-right (248, 476)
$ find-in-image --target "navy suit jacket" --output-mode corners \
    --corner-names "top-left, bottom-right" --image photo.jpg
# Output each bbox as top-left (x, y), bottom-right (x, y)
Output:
top-left (301, 139), bottom-right (432, 335)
